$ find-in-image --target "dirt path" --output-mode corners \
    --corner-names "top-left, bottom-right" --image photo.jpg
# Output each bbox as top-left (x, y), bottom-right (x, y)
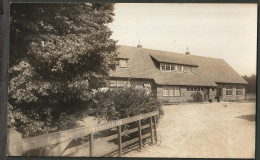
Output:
top-left (124, 102), bottom-right (255, 158)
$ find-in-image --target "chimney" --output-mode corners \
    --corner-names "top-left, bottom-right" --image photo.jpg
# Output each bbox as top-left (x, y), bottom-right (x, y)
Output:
top-left (185, 47), bottom-right (190, 55)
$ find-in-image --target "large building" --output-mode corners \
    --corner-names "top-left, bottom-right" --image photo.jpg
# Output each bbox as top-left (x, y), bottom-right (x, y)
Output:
top-left (108, 45), bottom-right (248, 103)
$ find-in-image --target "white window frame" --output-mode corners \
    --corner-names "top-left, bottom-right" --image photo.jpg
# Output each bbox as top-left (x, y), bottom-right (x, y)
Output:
top-left (160, 63), bottom-right (197, 74)
top-left (187, 86), bottom-right (193, 91)
top-left (188, 66), bottom-right (192, 73)
top-left (170, 64), bottom-right (175, 71)
top-left (110, 80), bottom-right (129, 87)
top-left (194, 87), bottom-right (199, 91)
top-left (190, 67), bottom-right (197, 73)
top-left (119, 59), bottom-right (127, 68)
top-left (163, 87), bottom-right (169, 96)
top-left (226, 86), bottom-right (233, 96)
top-left (166, 64), bottom-right (171, 70)
top-left (236, 86), bottom-right (243, 95)
top-left (163, 86), bottom-right (180, 97)
top-left (175, 87), bottom-right (181, 96)
top-left (176, 65), bottom-right (182, 72)
top-left (160, 63), bottom-right (166, 70)
top-left (183, 66), bottom-right (188, 73)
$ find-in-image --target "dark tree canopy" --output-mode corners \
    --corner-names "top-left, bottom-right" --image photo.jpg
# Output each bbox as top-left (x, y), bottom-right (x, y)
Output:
top-left (242, 74), bottom-right (256, 93)
top-left (9, 3), bottom-right (118, 137)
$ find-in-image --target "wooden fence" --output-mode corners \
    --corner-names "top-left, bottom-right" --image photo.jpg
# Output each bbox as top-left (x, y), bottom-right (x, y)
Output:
top-left (7, 111), bottom-right (159, 157)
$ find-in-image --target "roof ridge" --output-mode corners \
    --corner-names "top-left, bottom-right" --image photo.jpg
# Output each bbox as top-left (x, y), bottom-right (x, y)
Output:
top-left (118, 45), bottom-right (224, 61)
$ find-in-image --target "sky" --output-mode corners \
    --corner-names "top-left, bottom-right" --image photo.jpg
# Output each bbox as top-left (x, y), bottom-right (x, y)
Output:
top-left (108, 3), bottom-right (257, 76)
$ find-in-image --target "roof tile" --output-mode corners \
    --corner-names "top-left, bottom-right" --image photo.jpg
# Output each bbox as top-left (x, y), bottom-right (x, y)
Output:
top-left (109, 46), bottom-right (247, 86)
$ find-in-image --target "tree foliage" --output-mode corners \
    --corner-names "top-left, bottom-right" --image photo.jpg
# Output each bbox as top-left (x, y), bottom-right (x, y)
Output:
top-left (92, 87), bottom-right (163, 121)
top-left (190, 91), bottom-right (203, 102)
top-left (242, 74), bottom-right (256, 93)
top-left (90, 87), bottom-right (163, 146)
top-left (9, 3), bottom-right (117, 137)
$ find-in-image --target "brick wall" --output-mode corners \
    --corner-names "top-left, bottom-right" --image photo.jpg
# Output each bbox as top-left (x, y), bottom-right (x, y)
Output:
top-left (221, 84), bottom-right (246, 101)
top-left (157, 86), bottom-right (216, 103)
top-left (109, 78), bottom-right (156, 93)
top-left (130, 79), bottom-right (156, 93)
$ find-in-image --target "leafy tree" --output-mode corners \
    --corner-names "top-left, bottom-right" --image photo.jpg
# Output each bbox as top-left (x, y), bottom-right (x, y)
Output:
top-left (242, 74), bottom-right (256, 93)
top-left (9, 3), bottom-right (117, 137)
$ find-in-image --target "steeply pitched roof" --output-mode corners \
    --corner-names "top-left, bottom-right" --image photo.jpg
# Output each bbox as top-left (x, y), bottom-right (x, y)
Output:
top-left (109, 45), bottom-right (248, 86)
top-left (147, 49), bottom-right (198, 66)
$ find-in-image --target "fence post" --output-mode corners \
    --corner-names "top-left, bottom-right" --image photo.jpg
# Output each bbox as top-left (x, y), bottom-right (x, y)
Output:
top-left (137, 120), bottom-right (142, 151)
top-left (117, 126), bottom-right (122, 156)
top-left (153, 116), bottom-right (157, 143)
top-left (7, 128), bottom-right (23, 156)
top-left (149, 117), bottom-right (154, 144)
top-left (89, 134), bottom-right (93, 157)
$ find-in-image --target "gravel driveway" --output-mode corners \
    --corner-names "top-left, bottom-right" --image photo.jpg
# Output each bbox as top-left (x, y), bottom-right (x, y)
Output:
top-left (124, 102), bottom-right (255, 158)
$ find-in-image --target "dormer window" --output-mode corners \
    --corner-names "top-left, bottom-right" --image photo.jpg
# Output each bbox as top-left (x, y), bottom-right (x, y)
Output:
top-left (119, 59), bottom-right (127, 68)
top-left (160, 62), bottom-right (197, 73)
top-left (160, 63), bottom-right (166, 70)
top-left (166, 64), bottom-right (171, 70)
top-left (160, 63), bottom-right (176, 71)
top-left (170, 64), bottom-right (175, 71)
top-left (176, 65), bottom-right (182, 72)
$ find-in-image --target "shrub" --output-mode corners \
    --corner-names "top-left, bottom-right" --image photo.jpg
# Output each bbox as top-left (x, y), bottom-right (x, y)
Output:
top-left (92, 87), bottom-right (163, 121)
top-left (190, 91), bottom-right (203, 102)
top-left (91, 87), bottom-right (163, 143)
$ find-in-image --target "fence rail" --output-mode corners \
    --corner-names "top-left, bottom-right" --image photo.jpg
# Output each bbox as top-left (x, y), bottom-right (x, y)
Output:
top-left (7, 111), bottom-right (159, 157)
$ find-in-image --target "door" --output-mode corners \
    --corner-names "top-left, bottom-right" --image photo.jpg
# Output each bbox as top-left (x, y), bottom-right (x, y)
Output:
top-left (216, 87), bottom-right (222, 102)
top-left (203, 88), bottom-right (209, 102)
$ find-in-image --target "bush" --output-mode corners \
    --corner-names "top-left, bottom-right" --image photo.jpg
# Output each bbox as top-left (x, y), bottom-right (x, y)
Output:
top-left (92, 87), bottom-right (163, 121)
top-left (91, 87), bottom-right (163, 143)
top-left (190, 91), bottom-right (203, 102)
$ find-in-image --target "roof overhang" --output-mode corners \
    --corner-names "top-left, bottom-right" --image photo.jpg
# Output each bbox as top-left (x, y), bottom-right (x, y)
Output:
top-left (150, 55), bottom-right (198, 67)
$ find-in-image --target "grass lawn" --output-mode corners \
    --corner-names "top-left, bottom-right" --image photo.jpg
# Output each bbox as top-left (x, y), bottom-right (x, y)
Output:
top-left (124, 102), bottom-right (255, 158)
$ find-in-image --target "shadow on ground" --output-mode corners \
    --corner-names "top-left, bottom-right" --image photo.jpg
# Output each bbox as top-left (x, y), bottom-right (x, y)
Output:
top-left (236, 114), bottom-right (255, 122)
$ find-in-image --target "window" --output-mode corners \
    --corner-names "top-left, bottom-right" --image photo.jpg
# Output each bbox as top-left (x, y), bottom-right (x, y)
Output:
top-left (187, 86), bottom-right (205, 91)
top-left (183, 66), bottom-right (188, 73)
top-left (160, 63), bottom-right (166, 70)
top-left (169, 89), bottom-right (174, 96)
top-left (191, 67), bottom-right (197, 73)
top-left (160, 63), bottom-right (197, 74)
top-left (163, 87), bottom-right (169, 96)
top-left (166, 64), bottom-right (171, 70)
top-left (110, 80), bottom-right (117, 87)
top-left (177, 65), bottom-right (182, 72)
top-left (175, 87), bottom-right (181, 96)
top-left (117, 80), bottom-right (127, 87)
top-left (161, 63), bottom-right (173, 71)
top-left (236, 86), bottom-right (243, 95)
top-left (170, 64), bottom-right (175, 71)
top-left (187, 86), bottom-right (193, 91)
top-left (194, 87), bottom-right (199, 91)
top-left (188, 66), bottom-right (193, 73)
top-left (109, 80), bottom-right (128, 87)
top-left (163, 87), bottom-right (180, 96)
top-left (226, 86), bottom-right (233, 95)
top-left (143, 82), bottom-right (151, 94)
top-left (119, 60), bottom-right (127, 68)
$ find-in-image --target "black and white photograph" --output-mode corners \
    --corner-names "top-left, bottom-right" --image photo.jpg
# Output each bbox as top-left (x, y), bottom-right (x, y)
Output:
top-left (7, 3), bottom-right (257, 158)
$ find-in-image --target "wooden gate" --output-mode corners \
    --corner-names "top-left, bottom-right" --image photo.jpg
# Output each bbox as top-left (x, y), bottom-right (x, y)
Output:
top-left (7, 111), bottom-right (159, 157)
